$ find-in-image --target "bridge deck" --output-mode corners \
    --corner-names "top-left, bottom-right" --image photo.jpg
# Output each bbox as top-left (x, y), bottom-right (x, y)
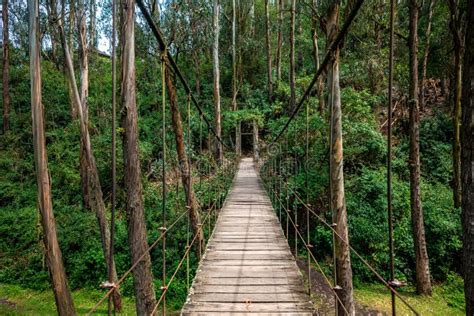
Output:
top-left (181, 158), bottom-right (314, 315)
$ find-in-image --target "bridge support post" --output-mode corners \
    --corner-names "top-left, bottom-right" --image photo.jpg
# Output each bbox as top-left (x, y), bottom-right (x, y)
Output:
top-left (253, 120), bottom-right (259, 161)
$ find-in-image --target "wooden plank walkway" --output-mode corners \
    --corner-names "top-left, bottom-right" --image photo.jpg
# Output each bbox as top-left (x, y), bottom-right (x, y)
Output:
top-left (181, 158), bottom-right (315, 315)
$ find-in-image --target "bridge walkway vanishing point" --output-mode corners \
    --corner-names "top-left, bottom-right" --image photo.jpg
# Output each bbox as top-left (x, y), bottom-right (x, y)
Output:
top-left (181, 158), bottom-right (315, 315)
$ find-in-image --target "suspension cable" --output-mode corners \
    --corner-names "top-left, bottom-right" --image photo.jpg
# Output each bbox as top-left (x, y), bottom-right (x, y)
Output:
top-left (270, 191), bottom-right (349, 316)
top-left (267, 0), bottom-right (365, 148)
top-left (160, 52), bottom-right (168, 315)
top-left (387, 0), bottom-right (396, 314)
top-left (136, 0), bottom-right (229, 150)
top-left (186, 94), bottom-right (191, 289)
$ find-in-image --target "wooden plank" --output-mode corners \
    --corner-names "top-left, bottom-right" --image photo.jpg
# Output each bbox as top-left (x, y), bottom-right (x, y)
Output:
top-left (190, 293), bottom-right (309, 303)
top-left (181, 158), bottom-right (314, 315)
top-left (181, 302), bottom-right (313, 313)
top-left (192, 284), bottom-right (307, 294)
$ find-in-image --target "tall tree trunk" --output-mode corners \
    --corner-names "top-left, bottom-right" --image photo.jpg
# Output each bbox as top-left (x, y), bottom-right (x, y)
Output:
top-left (461, 1), bottom-right (474, 313)
top-left (231, 0), bottom-right (237, 111)
top-left (213, 0), bottom-right (223, 164)
top-left (164, 64), bottom-right (205, 258)
top-left (276, 0), bottom-right (283, 83)
top-left (45, 0), bottom-right (58, 67)
top-left (448, 0), bottom-right (464, 209)
top-left (453, 51), bottom-right (462, 209)
top-left (311, 0), bottom-right (325, 114)
top-left (29, 1), bottom-right (76, 314)
top-left (61, 0), bottom-right (78, 119)
top-left (232, 0), bottom-right (241, 156)
top-left (289, 0), bottom-right (296, 111)
top-left (419, 0), bottom-right (434, 110)
top-left (326, 3), bottom-right (354, 315)
top-left (408, 0), bottom-right (432, 296)
top-left (265, 0), bottom-right (273, 103)
top-left (2, 0), bottom-right (9, 133)
top-left (78, 0), bottom-right (90, 210)
top-left (56, 3), bottom-right (122, 310)
top-left (121, 1), bottom-right (156, 313)
top-left (89, 0), bottom-right (96, 49)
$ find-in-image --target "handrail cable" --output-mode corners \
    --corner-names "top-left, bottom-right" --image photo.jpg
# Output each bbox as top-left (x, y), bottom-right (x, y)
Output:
top-left (273, 177), bottom-right (420, 315)
top-left (258, 163), bottom-right (347, 315)
top-left (136, 0), bottom-right (229, 150)
top-left (151, 210), bottom-right (212, 315)
top-left (87, 208), bottom-right (189, 315)
top-left (267, 0), bottom-right (365, 148)
top-left (269, 190), bottom-right (349, 316)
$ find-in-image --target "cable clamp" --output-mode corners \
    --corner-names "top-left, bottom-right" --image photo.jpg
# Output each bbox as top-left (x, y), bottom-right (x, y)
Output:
top-left (388, 279), bottom-right (406, 288)
top-left (330, 223), bottom-right (337, 228)
top-left (160, 47), bottom-right (168, 62)
top-left (333, 285), bottom-right (342, 291)
top-left (307, 243), bottom-right (314, 248)
top-left (160, 285), bottom-right (168, 290)
top-left (158, 226), bottom-right (167, 232)
top-left (100, 281), bottom-right (116, 289)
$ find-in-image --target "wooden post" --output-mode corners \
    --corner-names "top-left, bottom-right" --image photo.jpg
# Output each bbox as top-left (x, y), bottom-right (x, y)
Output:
top-left (253, 120), bottom-right (259, 162)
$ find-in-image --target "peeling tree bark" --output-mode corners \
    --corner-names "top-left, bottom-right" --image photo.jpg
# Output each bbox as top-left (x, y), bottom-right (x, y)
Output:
top-left (164, 64), bottom-right (205, 259)
top-left (121, 1), bottom-right (156, 313)
top-left (29, 1), bottom-right (76, 314)
top-left (326, 3), bottom-right (354, 314)
top-left (408, 0), bottom-right (432, 296)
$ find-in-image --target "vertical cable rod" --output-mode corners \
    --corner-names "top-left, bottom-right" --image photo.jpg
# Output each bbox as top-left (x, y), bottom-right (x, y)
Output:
top-left (160, 54), bottom-right (167, 316)
top-left (306, 98), bottom-right (312, 296)
top-left (387, 0), bottom-right (396, 314)
top-left (186, 94), bottom-right (191, 290)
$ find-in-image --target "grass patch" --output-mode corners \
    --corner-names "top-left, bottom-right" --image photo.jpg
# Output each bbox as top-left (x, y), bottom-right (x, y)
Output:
top-left (0, 284), bottom-right (136, 315)
top-left (354, 274), bottom-right (465, 315)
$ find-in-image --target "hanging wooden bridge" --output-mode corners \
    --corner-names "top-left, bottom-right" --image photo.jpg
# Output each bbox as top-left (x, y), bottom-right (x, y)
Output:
top-left (85, 1), bottom-right (421, 315)
top-left (181, 158), bottom-right (314, 315)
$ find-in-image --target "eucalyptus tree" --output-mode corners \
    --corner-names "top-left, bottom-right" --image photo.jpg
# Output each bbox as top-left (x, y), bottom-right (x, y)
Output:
top-left (447, 0), bottom-right (465, 209)
top-left (289, 0), bottom-right (296, 110)
top-left (325, 0), bottom-right (355, 313)
top-left (408, 0), bottom-right (432, 296)
top-left (54, 1), bottom-right (122, 308)
top-left (213, 0), bottom-right (223, 164)
top-left (29, 0), bottom-right (75, 314)
top-left (121, 0), bottom-right (156, 313)
top-left (265, 0), bottom-right (273, 102)
top-left (461, 2), bottom-right (474, 313)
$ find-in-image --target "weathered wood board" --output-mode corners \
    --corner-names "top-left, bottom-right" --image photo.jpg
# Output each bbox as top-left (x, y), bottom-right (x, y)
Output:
top-left (181, 158), bottom-right (315, 315)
